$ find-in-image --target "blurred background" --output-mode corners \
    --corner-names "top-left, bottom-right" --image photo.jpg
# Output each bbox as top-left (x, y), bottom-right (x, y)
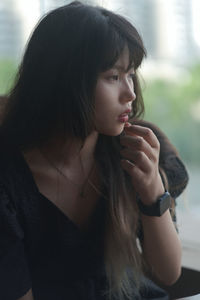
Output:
top-left (0, 0), bottom-right (200, 270)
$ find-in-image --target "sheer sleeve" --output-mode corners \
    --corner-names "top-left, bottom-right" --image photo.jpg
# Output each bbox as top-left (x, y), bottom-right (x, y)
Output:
top-left (0, 183), bottom-right (32, 300)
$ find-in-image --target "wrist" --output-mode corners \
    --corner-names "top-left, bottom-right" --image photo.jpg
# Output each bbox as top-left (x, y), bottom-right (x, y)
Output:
top-left (137, 190), bottom-right (171, 217)
top-left (139, 184), bottom-right (165, 206)
top-left (143, 173), bottom-right (165, 205)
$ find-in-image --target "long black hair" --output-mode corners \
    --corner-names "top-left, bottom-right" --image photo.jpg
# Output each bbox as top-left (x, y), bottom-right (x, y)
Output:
top-left (2, 1), bottom-right (146, 150)
top-left (2, 2), bottom-right (147, 299)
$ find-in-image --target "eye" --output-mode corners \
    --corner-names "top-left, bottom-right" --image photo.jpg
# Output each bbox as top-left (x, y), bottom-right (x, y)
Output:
top-left (109, 75), bottom-right (119, 81)
top-left (128, 73), bottom-right (135, 80)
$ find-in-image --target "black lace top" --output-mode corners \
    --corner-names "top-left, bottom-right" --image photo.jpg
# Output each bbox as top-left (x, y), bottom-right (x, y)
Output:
top-left (0, 133), bottom-right (188, 300)
top-left (0, 139), bottom-right (109, 300)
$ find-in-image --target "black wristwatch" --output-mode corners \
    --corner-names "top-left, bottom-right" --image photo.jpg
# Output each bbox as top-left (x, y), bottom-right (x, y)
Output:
top-left (137, 191), bottom-right (171, 217)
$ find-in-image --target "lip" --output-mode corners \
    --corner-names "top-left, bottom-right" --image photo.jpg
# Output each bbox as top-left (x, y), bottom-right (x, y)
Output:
top-left (119, 108), bottom-right (132, 116)
top-left (118, 109), bottom-right (131, 123)
top-left (124, 108), bottom-right (132, 114)
top-left (118, 115), bottom-right (129, 123)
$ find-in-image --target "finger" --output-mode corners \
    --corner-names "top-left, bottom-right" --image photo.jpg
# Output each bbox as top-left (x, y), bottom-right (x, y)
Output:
top-left (124, 124), bottom-right (159, 149)
top-left (120, 148), bottom-right (152, 172)
top-left (120, 159), bottom-right (144, 179)
top-left (120, 135), bottom-right (156, 161)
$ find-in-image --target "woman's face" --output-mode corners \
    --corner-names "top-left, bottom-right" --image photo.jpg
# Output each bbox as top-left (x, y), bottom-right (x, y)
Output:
top-left (94, 47), bottom-right (136, 136)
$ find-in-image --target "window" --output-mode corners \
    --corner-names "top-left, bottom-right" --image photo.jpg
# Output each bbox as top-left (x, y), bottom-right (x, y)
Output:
top-left (1, 0), bottom-right (200, 271)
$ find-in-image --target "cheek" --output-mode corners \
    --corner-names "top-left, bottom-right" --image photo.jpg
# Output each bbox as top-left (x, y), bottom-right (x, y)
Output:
top-left (94, 86), bottom-right (107, 114)
top-left (95, 82), bottom-right (108, 101)
top-left (95, 96), bottom-right (114, 120)
top-left (95, 82), bottom-right (117, 112)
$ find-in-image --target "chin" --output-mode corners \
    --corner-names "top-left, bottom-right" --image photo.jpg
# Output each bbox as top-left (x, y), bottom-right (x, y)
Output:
top-left (100, 126), bottom-right (124, 136)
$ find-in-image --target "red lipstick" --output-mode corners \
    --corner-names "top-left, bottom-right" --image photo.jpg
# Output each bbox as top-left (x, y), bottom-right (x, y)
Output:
top-left (118, 114), bottom-right (129, 123)
top-left (118, 109), bottom-right (131, 123)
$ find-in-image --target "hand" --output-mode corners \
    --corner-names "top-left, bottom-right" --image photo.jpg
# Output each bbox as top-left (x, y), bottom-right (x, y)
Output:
top-left (120, 123), bottom-right (165, 205)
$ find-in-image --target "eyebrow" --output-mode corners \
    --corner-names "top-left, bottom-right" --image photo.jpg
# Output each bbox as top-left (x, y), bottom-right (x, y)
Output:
top-left (112, 64), bottom-right (135, 72)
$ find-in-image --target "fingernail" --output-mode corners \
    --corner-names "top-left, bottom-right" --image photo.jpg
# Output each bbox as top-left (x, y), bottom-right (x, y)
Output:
top-left (124, 122), bottom-right (131, 128)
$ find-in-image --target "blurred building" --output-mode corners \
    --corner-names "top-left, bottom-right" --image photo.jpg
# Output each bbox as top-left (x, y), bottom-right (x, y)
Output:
top-left (39, 0), bottom-right (70, 13)
top-left (98, 0), bottom-right (200, 66)
top-left (112, 0), bottom-right (157, 59)
top-left (0, 0), bottom-right (24, 59)
top-left (0, 0), bottom-right (199, 65)
top-left (38, 0), bottom-right (97, 14)
top-left (153, 0), bottom-right (200, 66)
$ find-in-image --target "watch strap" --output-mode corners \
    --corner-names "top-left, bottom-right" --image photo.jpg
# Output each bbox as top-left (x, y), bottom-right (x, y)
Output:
top-left (137, 191), bottom-right (171, 217)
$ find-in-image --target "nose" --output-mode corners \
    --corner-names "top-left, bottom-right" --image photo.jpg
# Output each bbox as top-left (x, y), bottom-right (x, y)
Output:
top-left (121, 78), bottom-right (136, 103)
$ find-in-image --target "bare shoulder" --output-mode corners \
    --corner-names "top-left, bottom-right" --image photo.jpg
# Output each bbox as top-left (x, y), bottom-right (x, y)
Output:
top-left (18, 289), bottom-right (34, 300)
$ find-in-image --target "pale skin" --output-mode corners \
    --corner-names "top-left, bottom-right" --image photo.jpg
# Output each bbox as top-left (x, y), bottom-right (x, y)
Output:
top-left (120, 124), bottom-right (182, 285)
top-left (18, 47), bottom-right (181, 299)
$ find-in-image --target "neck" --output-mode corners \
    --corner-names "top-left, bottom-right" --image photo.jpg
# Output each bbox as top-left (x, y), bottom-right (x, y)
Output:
top-left (39, 131), bottom-right (99, 166)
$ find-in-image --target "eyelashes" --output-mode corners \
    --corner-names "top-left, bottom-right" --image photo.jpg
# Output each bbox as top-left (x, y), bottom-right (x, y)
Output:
top-left (129, 73), bottom-right (135, 80)
top-left (108, 73), bottom-right (135, 81)
top-left (110, 75), bottom-right (119, 81)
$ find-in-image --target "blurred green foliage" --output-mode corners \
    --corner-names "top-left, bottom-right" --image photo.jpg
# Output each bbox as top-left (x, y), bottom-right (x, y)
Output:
top-left (0, 59), bottom-right (17, 95)
top-left (143, 63), bottom-right (200, 166)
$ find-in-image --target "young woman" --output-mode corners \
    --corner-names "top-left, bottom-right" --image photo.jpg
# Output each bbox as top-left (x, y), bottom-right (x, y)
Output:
top-left (0, 2), bottom-right (187, 300)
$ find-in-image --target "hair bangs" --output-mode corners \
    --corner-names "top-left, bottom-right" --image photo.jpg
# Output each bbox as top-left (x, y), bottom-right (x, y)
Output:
top-left (98, 9), bottom-right (146, 72)
top-left (99, 27), bottom-right (127, 72)
top-left (127, 41), bottom-right (145, 71)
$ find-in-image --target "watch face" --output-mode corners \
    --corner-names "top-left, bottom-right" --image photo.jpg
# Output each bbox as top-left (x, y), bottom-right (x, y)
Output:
top-left (137, 191), bottom-right (171, 217)
top-left (159, 192), bottom-right (171, 216)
